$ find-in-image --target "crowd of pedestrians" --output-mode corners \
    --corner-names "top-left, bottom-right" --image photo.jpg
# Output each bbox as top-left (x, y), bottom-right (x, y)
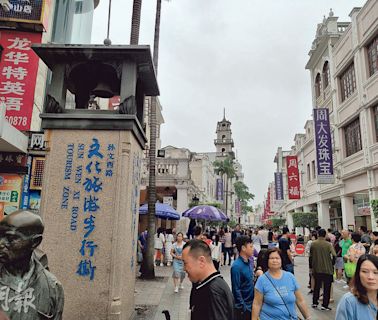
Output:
top-left (138, 223), bottom-right (378, 320)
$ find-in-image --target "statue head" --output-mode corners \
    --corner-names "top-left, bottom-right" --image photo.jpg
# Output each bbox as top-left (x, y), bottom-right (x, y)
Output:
top-left (0, 210), bottom-right (44, 265)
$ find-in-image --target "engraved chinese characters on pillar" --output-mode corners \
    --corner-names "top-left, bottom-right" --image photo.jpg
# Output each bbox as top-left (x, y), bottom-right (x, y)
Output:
top-left (0, 30), bottom-right (42, 130)
top-left (74, 138), bottom-right (117, 281)
top-left (286, 156), bottom-right (300, 200)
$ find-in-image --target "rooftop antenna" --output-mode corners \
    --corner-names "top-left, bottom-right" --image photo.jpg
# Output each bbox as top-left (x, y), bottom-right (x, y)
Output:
top-left (104, 0), bottom-right (112, 45)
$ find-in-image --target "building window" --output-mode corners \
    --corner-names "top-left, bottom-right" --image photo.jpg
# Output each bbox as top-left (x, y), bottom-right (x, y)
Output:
top-left (367, 35), bottom-right (378, 77)
top-left (340, 62), bottom-right (356, 102)
top-left (307, 163), bottom-right (311, 182)
top-left (373, 106), bottom-right (378, 142)
top-left (315, 73), bottom-right (322, 98)
top-left (312, 160), bottom-right (316, 179)
top-left (30, 158), bottom-right (45, 190)
top-left (323, 61), bottom-right (330, 88)
top-left (344, 118), bottom-right (362, 157)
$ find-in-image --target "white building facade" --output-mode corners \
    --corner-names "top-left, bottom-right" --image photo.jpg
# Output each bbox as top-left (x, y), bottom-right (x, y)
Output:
top-left (276, 1), bottom-right (378, 231)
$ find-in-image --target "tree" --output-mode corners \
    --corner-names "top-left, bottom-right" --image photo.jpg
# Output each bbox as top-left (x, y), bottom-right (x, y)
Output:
top-left (271, 218), bottom-right (286, 228)
top-left (213, 157), bottom-right (236, 217)
top-left (139, 0), bottom-right (164, 279)
top-left (292, 212), bottom-right (318, 229)
top-left (234, 181), bottom-right (254, 215)
top-left (130, 0), bottom-right (142, 45)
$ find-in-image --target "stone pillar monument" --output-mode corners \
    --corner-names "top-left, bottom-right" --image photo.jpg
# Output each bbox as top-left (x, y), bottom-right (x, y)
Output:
top-left (32, 44), bottom-right (159, 319)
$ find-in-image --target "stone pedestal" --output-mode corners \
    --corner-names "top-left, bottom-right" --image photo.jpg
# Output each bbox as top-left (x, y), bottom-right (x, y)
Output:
top-left (40, 125), bottom-right (144, 320)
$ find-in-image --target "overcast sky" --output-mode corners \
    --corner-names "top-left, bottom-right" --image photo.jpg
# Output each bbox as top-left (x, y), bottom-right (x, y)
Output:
top-left (92, 0), bottom-right (366, 206)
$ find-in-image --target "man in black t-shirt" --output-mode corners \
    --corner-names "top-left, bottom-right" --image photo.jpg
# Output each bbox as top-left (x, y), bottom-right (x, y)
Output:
top-left (278, 227), bottom-right (294, 274)
top-left (183, 239), bottom-right (234, 320)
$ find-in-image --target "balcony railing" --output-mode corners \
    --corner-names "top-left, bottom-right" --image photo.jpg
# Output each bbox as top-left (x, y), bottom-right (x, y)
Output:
top-left (214, 139), bottom-right (234, 146)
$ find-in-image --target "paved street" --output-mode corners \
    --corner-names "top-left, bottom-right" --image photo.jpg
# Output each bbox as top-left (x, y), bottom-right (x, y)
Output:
top-left (133, 256), bottom-right (346, 320)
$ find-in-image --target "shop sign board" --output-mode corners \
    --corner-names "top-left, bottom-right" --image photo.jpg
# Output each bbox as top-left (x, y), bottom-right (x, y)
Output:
top-left (0, 174), bottom-right (22, 218)
top-left (0, 0), bottom-right (47, 25)
top-left (0, 30), bottom-right (42, 130)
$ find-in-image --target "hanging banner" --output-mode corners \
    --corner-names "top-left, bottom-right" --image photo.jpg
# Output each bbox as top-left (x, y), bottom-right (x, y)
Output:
top-left (0, 30), bottom-right (42, 131)
top-left (314, 108), bottom-right (334, 184)
top-left (286, 156), bottom-right (300, 199)
top-left (235, 199), bottom-right (241, 216)
top-left (0, 0), bottom-right (47, 25)
top-left (274, 172), bottom-right (284, 201)
top-left (216, 178), bottom-right (223, 201)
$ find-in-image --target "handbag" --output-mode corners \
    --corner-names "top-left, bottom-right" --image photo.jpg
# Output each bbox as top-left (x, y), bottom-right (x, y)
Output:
top-left (344, 261), bottom-right (357, 278)
top-left (264, 273), bottom-right (304, 320)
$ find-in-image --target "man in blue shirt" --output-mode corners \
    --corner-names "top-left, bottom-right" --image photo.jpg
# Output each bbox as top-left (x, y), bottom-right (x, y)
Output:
top-left (231, 235), bottom-right (254, 320)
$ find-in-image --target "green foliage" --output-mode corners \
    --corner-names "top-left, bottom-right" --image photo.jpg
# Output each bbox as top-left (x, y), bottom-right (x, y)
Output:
top-left (213, 157), bottom-right (236, 179)
top-left (188, 201), bottom-right (222, 209)
top-left (233, 181), bottom-right (254, 215)
top-left (234, 181), bottom-right (255, 202)
top-left (227, 219), bottom-right (238, 229)
top-left (271, 218), bottom-right (286, 228)
top-left (292, 212), bottom-right (318, 228)
top-left (370, 199), bottom-right (378, 218)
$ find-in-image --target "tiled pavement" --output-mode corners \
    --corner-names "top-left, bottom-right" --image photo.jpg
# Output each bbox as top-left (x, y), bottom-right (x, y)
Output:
top-left (133, 256), bottom-right (348, 320)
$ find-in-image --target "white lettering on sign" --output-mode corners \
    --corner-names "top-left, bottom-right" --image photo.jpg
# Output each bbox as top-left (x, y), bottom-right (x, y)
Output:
top-left (318, 162), bottom-right (332, 175)
top-left (4, 51), bottom-right (29, 65)
top-left (317, 122), bottom-right (328, 135)
top-left (2, 66), bottom-right (28, 80)
top-left (316, 109), bottom-right (328, 121)
top-left (318, 148), bottom-right (331, 161)
top-left (289, 186), bottom-right (300, 196)
top-left (0, 97), bottom-right (23, 111)
top-left (0, 81), bottom-right (25, 95)
top-left (288, 159), bottom-right (297, 168)
top-left (7, 38), bottom-right (31, 51)
top-left (30, 133), bottom-right (44, 149)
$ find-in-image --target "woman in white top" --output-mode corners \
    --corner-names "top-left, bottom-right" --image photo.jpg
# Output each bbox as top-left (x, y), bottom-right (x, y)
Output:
top-left (224, 228), bottom-right (233, 266)
top-left (165, 229), bottom-right (174, 266)
top-left (252, 229), bottom-right (263, 253)
top-left (211, 235), bottom-right (223, 271)
top-left (154, 227), bottom-right (165, 266)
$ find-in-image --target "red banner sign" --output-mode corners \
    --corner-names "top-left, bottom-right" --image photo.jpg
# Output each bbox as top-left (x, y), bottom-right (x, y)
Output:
top-left (0, 30), bottom-right (42, 131)
top-left (286, 156), bottom-right (300, 199)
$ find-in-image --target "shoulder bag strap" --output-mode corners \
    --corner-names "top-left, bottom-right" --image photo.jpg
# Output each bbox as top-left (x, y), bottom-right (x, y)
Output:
top-left (264, 273), bottom-right (300, 320)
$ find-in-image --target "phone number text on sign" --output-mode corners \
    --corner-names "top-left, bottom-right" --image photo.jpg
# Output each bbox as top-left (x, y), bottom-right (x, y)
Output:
top-left (5, 116), bottom-right (28, 127)
top-left (0, 30), bottom-right (42, 131)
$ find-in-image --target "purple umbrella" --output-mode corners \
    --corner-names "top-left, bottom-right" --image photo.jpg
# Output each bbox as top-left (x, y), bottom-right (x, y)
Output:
top-left (139, 203), bottom-right (180, 220)
top-left (182, 205), bottom-right (228, 222)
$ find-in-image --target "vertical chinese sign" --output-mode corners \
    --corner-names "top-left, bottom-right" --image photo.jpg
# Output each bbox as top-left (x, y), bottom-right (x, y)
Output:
top-left (0, 30), bottom-right (42, 130)
top-left (216, 178), bottom-right (223, 201)
top-left (61, 138), bottom-right (117, 281)
top-left (274, 172), bottom-right (284, 201)
top-left (314, 108), bottom-right (334, 184)
top-left (286, 156), bottom-right (300, 200)
top-left (235, 199), bottom-right (241, 217)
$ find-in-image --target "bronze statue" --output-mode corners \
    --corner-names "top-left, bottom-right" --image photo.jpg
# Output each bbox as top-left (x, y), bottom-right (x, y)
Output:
top-left (0, 210), bottom-right (64, 319)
